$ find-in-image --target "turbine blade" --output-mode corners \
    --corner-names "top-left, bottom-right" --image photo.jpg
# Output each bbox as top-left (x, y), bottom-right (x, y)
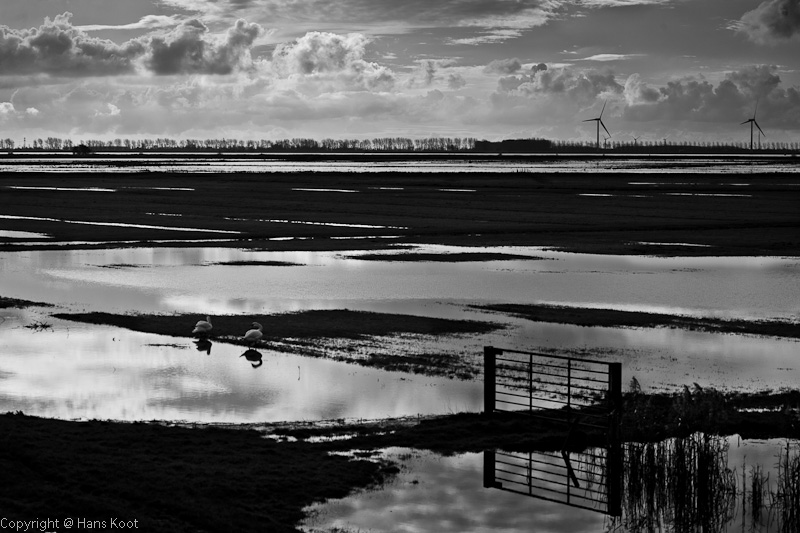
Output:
top-left (600, 100), bottom-right (607, 118)
top-left (755, 121), bottom-right (765, 136)
top-left (600, 120), bottom-right (610, 137)
top-left (740, 120), bottom-right (751, 125)
top-left (754, 98), bottom-right (759, 119)
top-left (582, 118), bottom-right (597, 123)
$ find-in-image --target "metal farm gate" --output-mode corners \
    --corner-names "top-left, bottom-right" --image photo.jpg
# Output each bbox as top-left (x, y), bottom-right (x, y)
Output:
top-left (482, 346), bottom-right (623, 516)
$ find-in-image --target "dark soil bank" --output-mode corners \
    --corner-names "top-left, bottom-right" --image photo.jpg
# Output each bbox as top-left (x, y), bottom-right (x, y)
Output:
top-left (1, 171), bottom-right (799, 255)
top-left (52, 309), bottom-right (502, 340)
top-left (52, 309), bottom-right (502, 377)
top-left (476, 303), bottom-right (800, 339)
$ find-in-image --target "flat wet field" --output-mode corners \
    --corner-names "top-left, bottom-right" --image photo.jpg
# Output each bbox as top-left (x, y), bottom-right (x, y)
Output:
top-left (1, 166), bottom-right (799, 255)
top-left (1, 157), bottom-right (799, 532)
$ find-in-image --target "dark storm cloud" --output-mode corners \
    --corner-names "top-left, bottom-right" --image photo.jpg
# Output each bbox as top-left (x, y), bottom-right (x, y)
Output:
top-left (623, 65), bottom-right (800, 128)
top-left (146, 18), bottom-right (263, 75)
top-left (0, 13), bottom-right (145, 76)
top-left (736, 0), bottom-right (800, 44)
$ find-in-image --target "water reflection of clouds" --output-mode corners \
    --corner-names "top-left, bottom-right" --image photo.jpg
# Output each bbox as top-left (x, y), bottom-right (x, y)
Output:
top-left (302, 448), bottom-right (605, 533)
top-left (2, 244), bottom-right (800, 420)
top-left (305, 437), bottom-right (798, 533)
top-left (0, 316), bottom-right (483, 422)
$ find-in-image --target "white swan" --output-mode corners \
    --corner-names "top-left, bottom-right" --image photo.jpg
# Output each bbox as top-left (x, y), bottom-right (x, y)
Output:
top-left (192, 316), bottom-right (213, 337)
top-left (243, 322), bottom-right (263, 346)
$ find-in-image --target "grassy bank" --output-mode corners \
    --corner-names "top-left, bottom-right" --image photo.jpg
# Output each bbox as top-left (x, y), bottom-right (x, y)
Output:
top-left (2, 388), bottom-right (798, 532)
top-left (51, 309), bottom-right (502, 378)
top-left (476, 303), bottom-right (800, 339)
top-left (346, 252), bottom-right (544, 262)
top-left (0, 296), bottom-right (52, 309)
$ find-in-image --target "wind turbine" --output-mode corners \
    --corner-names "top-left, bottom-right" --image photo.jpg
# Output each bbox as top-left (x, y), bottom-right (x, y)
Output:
top-left (632, 135), bottom-right (640, 148)
top-left (741, 101), bottom-right (765, 151)
top-left (583, 101), bottom-right (610, 150)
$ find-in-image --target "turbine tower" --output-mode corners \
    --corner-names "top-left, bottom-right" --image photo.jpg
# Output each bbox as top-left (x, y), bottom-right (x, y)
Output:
top-left (741, 101), bottom-right (765, 151)
top-left (583, 101), bottom-right (610, 150)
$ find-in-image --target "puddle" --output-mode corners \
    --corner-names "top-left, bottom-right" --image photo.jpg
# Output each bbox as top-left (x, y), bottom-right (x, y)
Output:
top-left (0, 230), bottom-right (51, 239)
top-left (0, 214), bottom-right (242, 234)
top-left (302, 436), bottom-right (800, 533)
top-left (664, 193), bottom-right (752, 197)
top-left (222, 217), bottom-right (408, 229)
top-left (292, 188), bottom-right (358, 193)
top-left (633, 241), bottom-right (713, 247)
top-left (6, 186), bottom-right (116, 192)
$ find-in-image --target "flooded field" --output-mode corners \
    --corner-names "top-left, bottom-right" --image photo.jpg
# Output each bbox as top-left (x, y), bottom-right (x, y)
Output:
top-left (1, 161), bottom-right (799, 532)
top-left (1, 244), bottom-right (798, 422)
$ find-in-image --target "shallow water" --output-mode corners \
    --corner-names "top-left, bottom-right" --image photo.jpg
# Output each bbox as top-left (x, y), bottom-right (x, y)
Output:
top-left (0, 309), bottom-right (481, 422)
top-left (302, 436), bottom-right (799, 533)
top-left (1, 245), bottom-right (799, 422)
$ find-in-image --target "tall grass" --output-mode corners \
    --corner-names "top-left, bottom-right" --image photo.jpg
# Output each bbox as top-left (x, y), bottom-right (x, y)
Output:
top-left (618, 434), bottom-right (738, 532)
top-left (611, 436), bottom-right (800, 532)
top-left (775, 442), bottom-right (800, 533)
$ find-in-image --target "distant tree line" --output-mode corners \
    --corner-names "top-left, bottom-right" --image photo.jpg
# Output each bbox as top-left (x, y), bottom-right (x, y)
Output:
top-left (3, 136), bottom-right (799, 154)
top-left (2, 136), bottom-right (477, 152)
top-left (478, 138), bottom-right (800, 154)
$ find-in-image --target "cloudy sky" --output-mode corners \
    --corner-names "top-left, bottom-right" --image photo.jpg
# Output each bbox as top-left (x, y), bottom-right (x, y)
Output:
top-left (1, 0), bottom-right (799, 144)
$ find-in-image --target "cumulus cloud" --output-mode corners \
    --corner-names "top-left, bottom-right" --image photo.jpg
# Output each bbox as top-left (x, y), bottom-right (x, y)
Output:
top-left (145, 18), bottom-right (263, 75)
top-left (271, 32), bottom-right (395, 92)
top-left (735, 0), bottom-right (800, 44)
top-left (623, 73), bottom-right (660, 105)
top-left (447, 74), bottom-right (467, 90)
top-left (0, 13), bottom-right (145, 76)
top-left (484, 63), bottom-right (625, 135)
top-left (483, 58), bottom-right (523, 75)
top-left (622, 65), bottom-right (800, 127)
top-left (496, 64), bottom-right (623, 106)
top-left (0, 14), bottom-right (265, 78)
top-left (0, 102), bottom-right (15, 115)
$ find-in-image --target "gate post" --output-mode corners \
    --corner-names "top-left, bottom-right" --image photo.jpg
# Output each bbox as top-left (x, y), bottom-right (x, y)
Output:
top-left (484, 346), bottom-right (499, 416)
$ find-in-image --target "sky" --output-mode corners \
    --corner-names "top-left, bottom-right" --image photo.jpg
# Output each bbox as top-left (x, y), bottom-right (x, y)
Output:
top-left (1, 0), bottom-right (799, 144)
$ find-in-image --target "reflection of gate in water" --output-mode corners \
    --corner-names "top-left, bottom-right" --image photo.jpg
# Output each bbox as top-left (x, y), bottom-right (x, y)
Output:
top-left (484, 446), bottom-right (622, 516)
top-left (483, 346), bottom-right (623, 516)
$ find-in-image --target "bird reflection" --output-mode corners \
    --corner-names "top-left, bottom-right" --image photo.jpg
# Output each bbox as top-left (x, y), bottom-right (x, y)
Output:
top-left (193, 338), bottom-right (212, 355)
top-left (240, 349), bottom-right (263, 368)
